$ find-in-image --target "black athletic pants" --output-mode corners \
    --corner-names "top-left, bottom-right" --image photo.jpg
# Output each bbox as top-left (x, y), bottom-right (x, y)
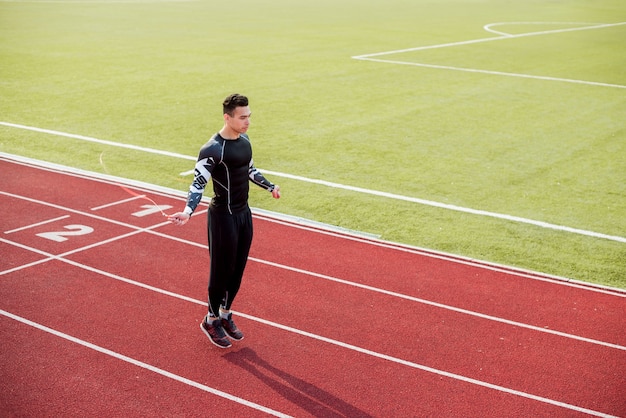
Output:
top-left (207, 205), bottom-right (253, 317)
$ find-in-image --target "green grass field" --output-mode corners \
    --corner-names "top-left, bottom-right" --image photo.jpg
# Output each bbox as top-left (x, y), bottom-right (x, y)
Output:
top-left (1, 0), bottom-right (625, 288)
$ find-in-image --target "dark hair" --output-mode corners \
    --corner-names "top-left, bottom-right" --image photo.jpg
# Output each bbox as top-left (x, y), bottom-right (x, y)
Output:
top-left (223, 93), bottom-right (249, 116)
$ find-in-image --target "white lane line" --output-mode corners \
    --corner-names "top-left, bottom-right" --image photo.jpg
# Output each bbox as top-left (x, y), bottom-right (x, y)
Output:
top-left (1, 191), bottom-right (624, 350)
top-left (91, 195), bottom-right (145, 211)
top-left (0, 190), bottom-right (162, 232)
top-left (0, 310), bottom-right (292, 418)
top-left (1, 127), bottom-right (624, 244)
top-left (237, 313), bottom-right (619, 418)
top-left (4, 153), bottom-right (624, 296)
top-left (249, 256), bottom-right (626, 352)
top-left (1, 163), bottom-right (622, 416)
top-left (252, 213), bottom-right (626, 297)
top-left (257, 168), bottom-right (626, 243)
top-left (4, 215), bottom-right (70, 234)
top-left (0, 123), bottom-right (196, 161)
top-left (1, 260), bottom-right (619, 418)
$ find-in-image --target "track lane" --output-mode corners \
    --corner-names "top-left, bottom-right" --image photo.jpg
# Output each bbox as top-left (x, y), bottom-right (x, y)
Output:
top-left (251, 217), bottom-right (626, 346)
top-left (1, 314), bottom-right (280, 418)
top-left (0, 260), bottom-right (596, 417)
top-left (4, 155), bottom-right (623, 344)
top-left (57, 232), bottom-right (625, 415)
top-left (2, 155), bottom-right (624, 417)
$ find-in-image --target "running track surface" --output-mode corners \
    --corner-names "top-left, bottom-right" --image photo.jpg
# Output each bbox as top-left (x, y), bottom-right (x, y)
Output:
top-left (1, 154), bottom-right (625, 418)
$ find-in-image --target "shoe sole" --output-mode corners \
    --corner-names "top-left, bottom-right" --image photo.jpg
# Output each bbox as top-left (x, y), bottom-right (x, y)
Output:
top-left (200, 321), bottom-right (232, 349)
top-left (225, 331), bottom-right (244, 341)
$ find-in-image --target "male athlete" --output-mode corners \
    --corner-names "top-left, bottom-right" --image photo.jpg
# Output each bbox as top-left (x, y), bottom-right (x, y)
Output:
top-left (168, 94), bottom-right (280, 348)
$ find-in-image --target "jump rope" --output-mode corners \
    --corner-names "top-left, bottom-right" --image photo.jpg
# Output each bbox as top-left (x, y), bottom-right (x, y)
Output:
top-left (99, 152), bottom-right (173, 218)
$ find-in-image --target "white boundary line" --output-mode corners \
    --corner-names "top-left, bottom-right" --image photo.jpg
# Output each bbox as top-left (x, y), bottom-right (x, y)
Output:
top-left (0, 255), bottom-right (620, 418)
top-left (1, 124), bottom-right (624, 244)
top-left (4, 215), bottom-right (70, 234)
top-left (1, 189), bottom-right (624, 349)
top-left (252, 212), bottom-right (626, 295)
top-left (90, 195), bottom-right (145, 211)
top-left (0, 310), bottom-right (291, 418)
top-left (352, 21), bottom-right (626, 89)
top-left (483, 21), bottom-right (604, 37)
top-left (1, 163), bottom-right (623, 416)
top-left (2, 152), bottom-right (626, 295)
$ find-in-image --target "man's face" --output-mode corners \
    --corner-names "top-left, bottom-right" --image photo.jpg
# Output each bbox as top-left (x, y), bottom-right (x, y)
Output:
top-left (225, 106), bottom-right (251, 134)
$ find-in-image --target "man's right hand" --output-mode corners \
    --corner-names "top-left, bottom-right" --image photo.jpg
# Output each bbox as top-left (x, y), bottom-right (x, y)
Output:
top-left (168, 212), bottom-right (190, 226)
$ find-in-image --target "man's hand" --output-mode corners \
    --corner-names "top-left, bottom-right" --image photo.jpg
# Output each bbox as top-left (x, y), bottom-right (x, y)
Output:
top-left (168, 212), bottom-right (190, 226)
top-left (271, 185), bottom-right (281, 199)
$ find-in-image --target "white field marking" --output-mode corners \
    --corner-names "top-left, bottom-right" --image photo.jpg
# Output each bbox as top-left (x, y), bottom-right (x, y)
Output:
top-left (0, 224), bottom-right (170, 276)
top-left (1, 192), bottom-right (624, 352)
top-left (2, 152), bottom-right (626, 297)
top-left (0, 311), bottom-right (292, 418)
top-left (0, 238), bottom-right (60, 275)
top-left (256, 168), bottom-right (626, 243)
top-left (3, 152), bottom-right (626, 296)
top-left (352, 21), bottom-right (626, 89)
top-left (4, 215), bottom-right (70, 234)
top-left (1, 192), bottom-right (624, 414)
top-left (252, 213), bottom-right (626, 297)
top-left (5, 217), bottom-right (626, 352)
top-left (237, 314), bottom-right (620, 418)
top-left (483, 21), bottom-right (603, 37)
top-left (0, 190), bottom-right (171, 234)
top-left (0, 122), bottom-right (196, 162)
top-left (0, 213), bottom-right (175, 276)
top-left (0, 190), bottom-right (179, 267)
top-left (91, 195), bottom-right (146, 211)
top-left (352, 56), bottom-right (626, 89)
top-left (249, 256), bottom-right (626, 351)
top-left (1, 126), bottom-right (625, 244)
top-left (0, 259), bottom-right (620, 418)
top-left (353, 22), bottom-right (626, 57)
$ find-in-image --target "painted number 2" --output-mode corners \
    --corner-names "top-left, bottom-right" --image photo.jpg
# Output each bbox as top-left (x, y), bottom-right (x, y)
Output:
top-left (36, 225), bottom-right (95, 242)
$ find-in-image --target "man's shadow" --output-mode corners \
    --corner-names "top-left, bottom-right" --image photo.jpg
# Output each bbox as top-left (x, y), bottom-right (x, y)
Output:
top-left (223, 347), bottom-right (373, 417)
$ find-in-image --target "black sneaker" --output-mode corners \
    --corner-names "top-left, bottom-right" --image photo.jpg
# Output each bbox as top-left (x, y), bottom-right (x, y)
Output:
top-left (221, 313), bottom-right (244, 341)
top-left (200, 317), bottom-right (232, 348)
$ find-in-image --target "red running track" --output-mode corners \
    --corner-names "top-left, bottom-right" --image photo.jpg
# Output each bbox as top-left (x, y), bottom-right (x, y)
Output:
top-left (1, 154), bottom-right (625, 417)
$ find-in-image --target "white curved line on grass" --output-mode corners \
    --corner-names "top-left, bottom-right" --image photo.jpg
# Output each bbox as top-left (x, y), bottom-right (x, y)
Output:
top-left (483, 21), bottom-right (610, 36)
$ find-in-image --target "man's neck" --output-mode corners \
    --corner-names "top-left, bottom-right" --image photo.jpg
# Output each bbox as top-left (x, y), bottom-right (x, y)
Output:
top-left (219, 126), bottom-right (239, 140)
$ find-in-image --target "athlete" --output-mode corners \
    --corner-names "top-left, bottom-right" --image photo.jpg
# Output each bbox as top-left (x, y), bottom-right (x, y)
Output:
top-left (168, 93), bottom-right (280, 348)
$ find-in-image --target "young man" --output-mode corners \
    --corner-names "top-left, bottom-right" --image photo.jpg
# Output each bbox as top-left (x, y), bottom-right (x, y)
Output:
top-left (168, 93), bottom-right (280, 348)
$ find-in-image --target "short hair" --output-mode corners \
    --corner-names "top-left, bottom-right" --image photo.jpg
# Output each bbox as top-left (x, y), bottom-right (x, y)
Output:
top-left (223, 94), bottom-right (249, 116)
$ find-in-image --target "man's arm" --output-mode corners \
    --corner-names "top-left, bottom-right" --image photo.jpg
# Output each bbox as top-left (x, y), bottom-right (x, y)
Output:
top-left (168, 143), bottom-right (221, 225)
top-left (249, 159), bottom-right (280, 199)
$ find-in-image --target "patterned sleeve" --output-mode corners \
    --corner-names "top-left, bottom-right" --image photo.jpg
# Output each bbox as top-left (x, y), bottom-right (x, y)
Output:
top-left (249, 159), bottom-right (275, 192)
top-left (184, 143), bottom-right (221, 215)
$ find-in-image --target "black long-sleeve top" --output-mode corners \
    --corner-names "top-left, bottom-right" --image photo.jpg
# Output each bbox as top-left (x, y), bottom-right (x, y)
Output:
top-left (184, 133), bottom-right (275, 215)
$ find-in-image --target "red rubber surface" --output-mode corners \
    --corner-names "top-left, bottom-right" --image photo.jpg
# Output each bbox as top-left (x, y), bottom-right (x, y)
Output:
top-left (1, 156), bottom-right (624, 417)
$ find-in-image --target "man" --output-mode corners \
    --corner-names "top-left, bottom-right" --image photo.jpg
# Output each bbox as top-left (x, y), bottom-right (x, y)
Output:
top-left (168, 93), bottom-right (280, 348)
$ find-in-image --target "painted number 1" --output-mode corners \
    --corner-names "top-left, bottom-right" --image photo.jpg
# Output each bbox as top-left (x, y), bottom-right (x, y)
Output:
top-left (132, 205), bottom-right (172, 218)
top-left (36, 225), bottom-right (95, 242)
